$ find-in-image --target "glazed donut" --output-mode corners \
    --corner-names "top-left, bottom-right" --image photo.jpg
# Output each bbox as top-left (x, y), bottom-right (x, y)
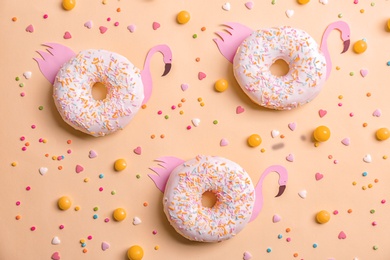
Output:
top-left (233, 26), bottom-right (327, 110)
top-left (163, 155), bottom-right (255, 242)
top-left (53, 49), bottom-right (144, 137)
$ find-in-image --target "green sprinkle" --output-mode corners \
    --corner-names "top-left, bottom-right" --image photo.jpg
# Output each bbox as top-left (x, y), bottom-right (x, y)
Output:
top-left (370, 209), bottom-right (375, 214)
top-left (373, 245), bottom-right (378, 250)
top-left (111, 190), bottom-right (116, 195)
top-left (93, 207), bottom-right (99, 211)
top-left (164, 115), bottom-right (169, 119)
top-left (38, 106), bottom-right (44, 110)
top-left (213, 120), bottom-right (218, 125)
top-left (271, 0), bottom-right (276, 4)
top-left (338, 13), bottom-right (343, 18)
top-left (350, 72), bottom-right (354, 76)
top-left (371, 2), bottom-right (375, 6)
top-left (19, 83), bottom-right (24, 87)
top-left (15, 76), bottom-right (20, 81)
top-left (192, 34), bottom-right (198, 39)
top-left (136, 174), bottom-right (141, 179)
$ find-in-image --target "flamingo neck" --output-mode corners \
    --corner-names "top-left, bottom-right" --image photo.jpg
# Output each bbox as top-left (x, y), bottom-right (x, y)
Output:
top-left (320, 22), bottom-right (340, 80)
top-left (141, 47), bottom-right (160, 104)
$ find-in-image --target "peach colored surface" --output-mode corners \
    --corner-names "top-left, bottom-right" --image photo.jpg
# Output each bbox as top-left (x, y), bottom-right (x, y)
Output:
top-left (1, 0), bottom-right (390, 259)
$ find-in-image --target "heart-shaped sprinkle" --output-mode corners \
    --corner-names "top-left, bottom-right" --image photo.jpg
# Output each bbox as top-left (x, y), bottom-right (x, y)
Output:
top-left (220, 138), bottom-right (229, 146)
top-left (286, 154), bottom-right (294, 162)
top-left (26, 24), bottom-right (34, 33)
top-left (243, 251), bottom-right (252, 260)
top-left (99, 26), bottom-right (108, 34)
top-left (341, 138), bottom-right (350, 146)
top-left (288, 122), bottom-right (296, 131)
top-left (245, 1), bottom-right (254, 9)
top-left (319, 109), bottom-right (327, 118)
top-left (198, 72), bottom-right (206, 80)
top-left (23, 71), bottom-right (32, 79)
top-left (319, 0), bottom-right (328, 4)
top-left (51, 236), bottom-right (61, 245)
top-left (192, 118), bottom-right (200, 127)
top-left (338, 231), bottom-right (347, 239)
top-left (272, 214), bottom-right (281, 223)
top-left (63, 31), bottom-right (72, 39)
top-left (152, 22), bottom-right (160, 30)
top-left (363, 154), bottom-right (372, 163)
top-left (181, 83), bottom-right (189, 91)
top-left (84, 20), bottom-right (93, 29)
top-left (133, 146), bottom-right (142, 155)
top-left (75, 165), bottom-right (84, 173)
top-left (127, 24), bottom-right (136, 33)
top-left (285, 9), bottom-right (294, 18)
top-left (133, 216), bottom-right (142, 225)
top-left (353, 0), bottom-right (359, 4)
top-left (372, 109), bottom-right (382, 117)
top-left (101, 241), bottom-right (110, 251)
top-left (298, 190), bottom-right (307, 199)
top-left (360, 68), bottom-right (368, 77)
top-left (51, 252), bottom-right (60, 260)
top-left (222, 2), bottom-right (231, 11)
top-left (236, 106), bottom-right (245, 114)
top-left (89, 150), bottom-right (98, 158)
top-left (39, 167), bottom-right (48, 175)
top-left (271, 130), bottom-right (280, 138)
top-left (315, 172), bottom-right (324, 181)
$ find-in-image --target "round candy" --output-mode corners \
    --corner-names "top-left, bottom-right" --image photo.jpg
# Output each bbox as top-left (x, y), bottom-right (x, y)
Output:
top-left (114, 159), bottom-right (127, 171)
top-left (353, 40), bottom-right (367, 54)
top-left (127, 245), bottom-right (144, 260)
top-left (247, 134), bottom-right (262, 147)
top-left (313, 126), bottom-right (331, 142)
top-left (62, 0), bottom-right (76, 10)
top-left (387, 19), bottom-right (390, 31)
top-left (297, 0), bottom-right (310, 4)
top-left (214, 79), bottom-right (229, 92)
top-left (58, 196), bottom-right (72, 210)
top-left (316, 210), bottom-right (330, 224)
top-left (176, 11), bottom-right (190, 24)
top-left (376, 127), bottom-right (390, 141)
top-left (113, 208), bottom-right (127, 221)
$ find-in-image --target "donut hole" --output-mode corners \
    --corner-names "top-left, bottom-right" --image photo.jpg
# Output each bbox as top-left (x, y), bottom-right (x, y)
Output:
top-left (92, 82), bottom-right (108, 101)
top-left (201, 191), bottom-right (217, 208)
top-left (270, 59), bottom-right (289, 77)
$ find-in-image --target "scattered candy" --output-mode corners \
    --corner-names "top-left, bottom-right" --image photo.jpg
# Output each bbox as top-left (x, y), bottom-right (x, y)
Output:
top-left (286, 154), bottom-right (294, 162)
top-left (25, 24), bottom-right (34, 33)
top-left (236, 106), bottom-right (245, 114)
top-left (84, 20), bottom-right (93, 29)
top-left (298, 190), bottom-right (307, 199)
top-left (316, 210), bottom-right (330, 224)
top-left (133, 217), bottom-right (142, 225)
top-left (363, 154), bottom-right (372, 163)
top-left (57, 196), bottom-right (72, 210)
top-left (220, 138), bottom-right (229, 146)
top-left (318, 109), bottom-right (327, 118)
top-left (222, 2), bottom-right (231, 11)
top-left (297, 0), bottom-right (310, 4)
top-left (101, 241), bottom-right (110, 251)
top-left (243, 251), bottom-right (253, 260)
top-left (285, 9), bottom-right (294, 18)
top-left (214, 79), bottom-right (228, 92)
top-left (244, 2), bottom-right (254, 10)
top-left (127, 245), bottom-right (144, 260)
top-left (133, 146), bottom-right (142, 155)
top-left (353, 39), bottom-right (367, 54)
top-left (152, 22), bottom-right (160, 30)
top-left (51, 236), bottom-right (61, 245)
top-left (338, 231), bottom-right (347, 239)
top-left (376, 128), bottom-right (390, 140)
top-left (176, 11), bottom-right (190, 24)
top-left (313, 126), bottom-right (331, 142)
top-left (114, 159), bottom-right (127, 171)
top-left (273, 214), bottom-right (282, 223)
top-left (247, 134), bottom-right (262, 147)
top-left (113, 208), bottom-right (127, 221)
top-left (62, 0), bottom-right (76, 10)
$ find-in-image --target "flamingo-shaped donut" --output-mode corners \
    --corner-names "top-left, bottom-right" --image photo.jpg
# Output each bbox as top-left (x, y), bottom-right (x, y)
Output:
top-left (34, 43), bottom-right (172, 136)
top-left (214, 21), bottom-right (351, 110)
top-left (148, 155), bottom-right (288, 242)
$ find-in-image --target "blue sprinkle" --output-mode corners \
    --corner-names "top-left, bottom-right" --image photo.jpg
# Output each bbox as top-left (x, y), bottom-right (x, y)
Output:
top-left (278, 234), bottom-right (283, 239)
top-left (99, 173), bottom-right (104, 179)
top-left (81, 243), bottom-right (87, 247)
top-left (313, 243), bottom-right (318, 248)
top-left (93, 214), bottom-right (98, 219)
top-left (387, 61), bottom-right (390, 66)
top-left (362, 171), bottom-right (368, 177)
top-left (266, 248), bottom-right (272, 253)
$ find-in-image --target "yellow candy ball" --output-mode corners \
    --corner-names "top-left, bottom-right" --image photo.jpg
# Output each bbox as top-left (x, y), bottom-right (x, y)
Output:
top-left (247, 134), bottom-right (262, 147)
top-left (62, 0), bottom-right (76, 10)
top-left (376, 128), bottom-right (390, 141)
top-left (58, 196), bottom-right (72, 210)
top-left (113, 208), bottom-right (127, 221)
top-left (114, 159), bottom-right (127, 171)
top-left (387, 19), bottom-right (390, 31)
top-left (176, 10), bottom-right (190, 24)
top-left (353, 40), bottom-right (367, 54)
top-left (316, 210), bottom-right (331, 224)
top-left (313, 126), bottom-right (331, 142)
top-left (214, 79), bottom-right (229, 92)
top-left (297, 0), bottom-right (310, 4)
top-left (127, 245), bottom-right (144, 260)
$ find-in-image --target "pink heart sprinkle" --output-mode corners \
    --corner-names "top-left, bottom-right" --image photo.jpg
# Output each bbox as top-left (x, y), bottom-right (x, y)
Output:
top-left (373, 109), bottom-right (382, 117)
top-left (338, 231), bottom-right (347, 239)
top-left (286, 154), bottom-right (294, 162)
top-left (89, 150), bottom-right (98, 158)
top-left (63, 31), bottom-right (72, 39)
top-left (101, 242), bottom-right (110, 251)
top-left (84, 20), bottom-right (93, 29)
top-left (152, 22), bottom-right (160, 30)
top-left (288, 122), bottom-right (296, 131)
top-left (319, 109), bottom-right (327, 118)
top-left (26, 24), bottom-right (34, 33)
top-left (236, 106), bottom-right (245, 114)
top-left (99, 26), bottom-right (108, 34)
top-left (51, 252), bottom-right (60, 260)
top-left (75, 165), bottom-right (84, 173)
top-left (360, 68), bottom-right (368, 77)
top-left (315, 172), bottom-right (324, 181)
top-left (243, 251), bottom-right (252, 260)
top-left (181, 83), bottom-right (189, 91)
top-left (220, 138), bottom-right (229, 146)
top-left (198, 72), bottom-right (206, 80)
top-left (133, 146), bottom-right (142, 155)
top-left (245, 1), bottom-right (254, 9)
top-left (272, 214), bottom-right (281, 223)
top-left (353, 0), bottom-right (358, 4)
top-left (127, 24), bottom-right (136, 33)
top-left (341, 138), bottom-right (350, 146)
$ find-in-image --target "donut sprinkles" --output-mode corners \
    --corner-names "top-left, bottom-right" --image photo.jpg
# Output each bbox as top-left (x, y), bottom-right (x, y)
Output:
top-left (233, 26), bottom-right (327, 110)
top-left (53, 49), bottom-right (144, 137)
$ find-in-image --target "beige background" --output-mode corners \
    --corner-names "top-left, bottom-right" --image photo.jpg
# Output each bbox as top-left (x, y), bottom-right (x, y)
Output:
top-left (1, 0), bottom-right (390, 259)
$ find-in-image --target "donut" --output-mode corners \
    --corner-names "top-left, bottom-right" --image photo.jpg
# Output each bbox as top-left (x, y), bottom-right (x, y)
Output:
top-left (163, 155), bottom-right (255, 242)
top-left (233, 26), bottom-right (327, 110)
top-left (53, 49), bottom-right (144, 137)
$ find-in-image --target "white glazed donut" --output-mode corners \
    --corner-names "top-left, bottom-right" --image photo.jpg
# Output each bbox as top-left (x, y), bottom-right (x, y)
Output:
top-left (163, 155), bottom-right (255, 242)
top-left (233, 26), bottom-right (327, 110)
top-left (53, 49), bottom-right (144, 137)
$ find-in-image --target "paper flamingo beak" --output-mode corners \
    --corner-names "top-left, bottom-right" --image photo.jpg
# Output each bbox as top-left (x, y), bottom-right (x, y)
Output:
top-left (162, 63), bottom-right (172, 77)
top-left (342, 39), bottom-right (350, 54)
top-left (275, 185), bottom-right (286, 197)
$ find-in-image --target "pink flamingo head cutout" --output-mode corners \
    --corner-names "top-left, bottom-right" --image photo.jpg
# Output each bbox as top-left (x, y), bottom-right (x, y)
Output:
top-left (148, 156), bottom-right (288, 223)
